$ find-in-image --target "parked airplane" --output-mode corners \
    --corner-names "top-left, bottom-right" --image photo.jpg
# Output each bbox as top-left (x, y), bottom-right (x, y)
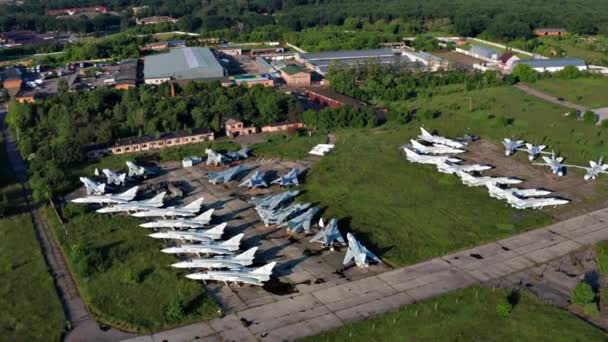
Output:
top-left (309, 144), bottom-right (335, 156)
top-left (250, 191), bottom-right (299, 211)
top-left (126, 161), bottom-right (154, 178)
top-left (570, 157), bottom-right (608, 181)
top-left (417, 127), bottom-right (467, 149)
top-left (519, 143), bottom-right (547, 161)
top-left (71, 186), bottom-right (138, 204)
top-left (205, 148), bottom-right (229, 166)
top-left (171, 247), bottom-right (258, 270)
top-left (310, 218), bottom-right (346, 249)
top-left (409, 139), bottom-right (466, 155)
top-left (131, 197), bottom-right (204, 218)
top-left (403, 147), bottom-right (462, 165)
top-left (455, 170), bottom-right (523, 187)
top-left (96, 192), bottom-right (166, 213)
top-left (226, 146), bottom-right (250, 160)
top-left (486, 184), bottom-right (552, 202)
top-left (435, 160), bottom-right (492, 174)
top-left (502, 138), bottom-right (524, 156)
top-left (533, 152), bottom-right (568, 176)
top-left (102, 168), bottom-right (127, 185)
top-left (343, 233), bottom-right (381, 267)
top-left (161, 234), bottom-right (243, 256)
top-left (282, 207), bottom-right (320, 234)
top-left (510, 197), bottom-right (570, 210)
top-left (148, 223), bottom-right (225, 242)
top-left (79, 177), bottom-right (106, 195)
top-left (239, 170), bottom-right (268, 188)
top-left (271, 168), bottom-right (300, 186)
top-left (185, 261), bottom-right (276, 286)
top-left (208, 165), bottom-right (249, 184)
top-left (139, 209), bottom-right (214, 229)
top-left (258, 202), bottom-right (311, 226)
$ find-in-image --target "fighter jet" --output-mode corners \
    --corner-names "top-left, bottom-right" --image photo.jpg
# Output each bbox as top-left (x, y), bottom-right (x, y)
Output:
top-left (456, 170), bottom-right (523, 187)
top-left (403, 147), bottom-right (462, 165)
top-left (409, 139), bottom-right (466, 155)
top-left (131, 197), bottom-right (205, 218)
top-left (171, 247), bottom-right (258, 270)
top-left (250, 191), bottom-right (299, 211)
top-left (161, 234), bottom-right (243, 256)
top-left (343, 233), bottom-right (381, 267)
top-left (208, 165), bottom-right (249, 184)
top-left (533, 152), bottom-right (569, 176)
top-left (79, 177), bottom-right (106, 195)
top-left (96, 192), bottom-right (166, 214)
top-left (205, 148), bottom-right (229, 166)
top-left (126, 161), bottom-right (154, 178)
top-left (148, 223), bottom-right (225, 242)
top-left (502, 138), bottom-right (524, 156)
top-left (519, 143), bottom-right (547, 161)
top-left (139, 209), bottom-right (215, 229)
top-left (71, 186), bottom-right (138, 204)
top-left (185, 261), bottom-right (276, 286)
top-left (257, 202), bottom-right (311, 226)
top-left (282, 207), bottom-right (320, 234)
top-left (570, 157), bottom-right (608, 181)
top-left (239, 170), bottom-right (268, 188)
top-left (435, 161), bottom-right (492, 174)
top-left (271, 168), bottom-right (300, 187)
top-left (226, 146), bottom-right (250, 160)
top-left (310, 218), bottom-right (346, 249)
top-left (102, 168), bottom-right (127, 185)
top-left (486, 184), bottom-right (553, 202)
top-left (417, 127), bottom-right (467, 149)
top-left (510, 197), bottom-right (570, 210)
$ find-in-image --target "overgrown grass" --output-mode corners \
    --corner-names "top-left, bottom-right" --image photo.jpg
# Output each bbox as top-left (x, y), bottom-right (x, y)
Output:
top-left (252, 131), bottom-right (327, 160)
top-left (305, 287), bottom-right (607, 341)
top-left (44, 207), bottom-right (221, 333)
top-left (530, 78), bottom-right (608, 108)
top-left (596, 241), bottom-right (608, 276)
top-left (0, 134), bottom-right (65, 340)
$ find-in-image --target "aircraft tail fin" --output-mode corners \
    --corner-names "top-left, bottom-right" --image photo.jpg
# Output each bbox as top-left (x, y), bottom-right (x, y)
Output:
top-left (410, 139), bottom-right (425, 149)
top-left (343, 246), bottom-right (355, 265)
top-left (117, 186), bottom-right (138, 200)
top-left (143, 192), bottom-right (166, 206)
top-left (235, 247), bottom-right (258, 260)
top-left (183, 197), bottom-right (204, 212)
top-left (194, 209), bottom-right (214, 222)
top-left (420, 127), bottom-right (431, 137)
top-left (118, 173), bottom-right (127, 184)
top-left (221, 233), bottom-right (243, 247)
top-left (97, 183), bottom-right (106, 193)
top-left (251, 261), bottom-right (276, 275)
top-left (206, 222), bottom-right (226, 236)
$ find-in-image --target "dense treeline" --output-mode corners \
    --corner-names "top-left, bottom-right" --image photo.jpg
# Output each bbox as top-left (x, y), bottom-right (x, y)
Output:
top-left (302, 105), bottom-right (377, 130)
top-left (6, 82), bottom-right (296, 199)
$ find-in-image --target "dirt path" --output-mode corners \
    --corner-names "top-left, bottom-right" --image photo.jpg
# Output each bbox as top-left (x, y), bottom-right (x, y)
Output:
top-left (513, 83), bottom-right (588, 112)
top-left (1, 110), bottom-right (134, 342)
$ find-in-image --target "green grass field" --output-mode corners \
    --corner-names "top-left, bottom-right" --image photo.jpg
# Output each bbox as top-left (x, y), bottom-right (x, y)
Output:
top-left (0, 134), bottom-right (65, 341)
top-left (537, 36), bottom-right (608, 66)
top-left (301, 86), bottom-right (608, 267)
top-left (305, 287), bottom-right (607, 341)
top-left (530, 79), bottom-right (608, 108)
top-left (252, 132), bottom-right (327, 160)
top-left (44, 207), bottom-right (221, 333)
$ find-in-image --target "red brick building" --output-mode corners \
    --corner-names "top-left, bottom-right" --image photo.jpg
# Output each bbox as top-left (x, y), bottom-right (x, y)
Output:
top-left (534, 28), bottom-right (568, 36)
top-left (224, 118), bottom-right (257, 137)
top-left (280, 65), bottom-right (311, 87)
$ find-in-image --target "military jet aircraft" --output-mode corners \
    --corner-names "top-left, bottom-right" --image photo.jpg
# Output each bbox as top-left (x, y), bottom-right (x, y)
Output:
top-left (435, 160), bottom-right (492, 174)
top-left (310, 218), bottom-right (346, 249)
top-left (502, 138), bottom-right (524, 156)
top-left (131, 197), bottom-right (204, 218)
top-left (139, 209), bottom-right (215, 229)
top-left (171, 247), bottom-right (258, 270)
top-left (570, 157), bottom-right (608, 181)
top-left (282, 207), bottom-right (320, 234)
top-left (102, 168), bottom-right (127, 186)
top-left (148, 223), bottom-right (225, 242)
top-left (205, 148), bottom-right (229, 166)
top-left (409, 139), bottom-right (466, 155)
top-left (239, 170), bottom-right (268, 188)
top-left (226, 146), bottom-right (250, 160)
top-left (510, 197), bottom-right (570, 210)
top-left (486, 184), bottom-right (553, 202)
top-left (533, 152), bottom-right (569, 176)
top-left (403, 147), bottom-right (462, 165)
top-left (71, 186), bottom-right (138, 205)
top-left (250, 191), bottom-right (299, 211)
top-left (519, 143), bottom-right (548, 161)
top-left (185, 261), bottom-right (276, 286)
top-left (257, 202), bottom-right (311, 226)
top-left (343, 233), bottom-right (382, 267)
top-left (161, 233), bottom-right (243, 256)
top-left (79, 177), bottom-right (106, 195)
top-left (96, 192), bottom-right (166, 214)
top-left (208, 165), bottom-right (249, 184)
top-left (455, 170), bottom-right (523, 187)
top-left (417, 127), bottom-right (467, 149)
top-left (271, 168), bottom-right (300, 186)
top-left (126, 161), bottom-right (155, 178)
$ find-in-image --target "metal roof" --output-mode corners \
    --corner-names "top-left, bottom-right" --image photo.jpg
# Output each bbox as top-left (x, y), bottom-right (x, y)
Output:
top-left (469, 45), bottom-right (499, 58)
top-left (144, 47), bottom-right (224, 81)
top-left (312, 55), bottom-right (413, 74)
top-left (513, 58), bottom-right (586, 69)
top-left (300, 49), bottom-right (396, 61)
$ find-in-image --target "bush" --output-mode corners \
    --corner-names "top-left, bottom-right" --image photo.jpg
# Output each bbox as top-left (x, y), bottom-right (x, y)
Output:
top-left (166, 296), bottom-right (185, 322)
top-left (571, 282), bottom-right (595, 305)
top-left (583, 302), bottom-right (600, 317)
top-left (583, 111), bottom-right (598, 125)
top-left (62, 203), bottom-right (86, 219)
top-left (496, 301), bottom-right (513, 318)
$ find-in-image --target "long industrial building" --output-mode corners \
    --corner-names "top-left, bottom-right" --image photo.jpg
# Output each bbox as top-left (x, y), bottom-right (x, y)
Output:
top-left (295, 49), bottom-right (412, 75)
top-left (144, 47), bottom-right (226, 84)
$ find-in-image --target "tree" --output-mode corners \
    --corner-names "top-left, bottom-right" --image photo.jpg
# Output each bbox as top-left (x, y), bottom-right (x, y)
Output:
top-left (556, 65), bottom-right (582, 79)
top-left (571, 282), bottom-right (595, 306)
top-left (511, 64), bottom-right (538, 82)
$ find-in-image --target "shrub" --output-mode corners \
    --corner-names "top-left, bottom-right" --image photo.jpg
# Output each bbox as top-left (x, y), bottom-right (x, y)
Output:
top-left (166, 296), bottom-right (185, 322)
top-left (496, 301), bottom-right (513, 318)
top-left (62, 203), bottom-right (86, 219)
top-left (583, 302), bottom-right (600, 317)
top-left (583, 111), bottom-right (598, 125)
top-left (571, 282), bottom-right (595, 305)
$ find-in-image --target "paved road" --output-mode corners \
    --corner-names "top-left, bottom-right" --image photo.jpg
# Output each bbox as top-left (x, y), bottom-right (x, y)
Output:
top-left (0, 110), bottom-right (133, 342)
top-left (514, 83), bottom-right (588, 112)
top-left (125, 206), bottom-right (608, 342)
